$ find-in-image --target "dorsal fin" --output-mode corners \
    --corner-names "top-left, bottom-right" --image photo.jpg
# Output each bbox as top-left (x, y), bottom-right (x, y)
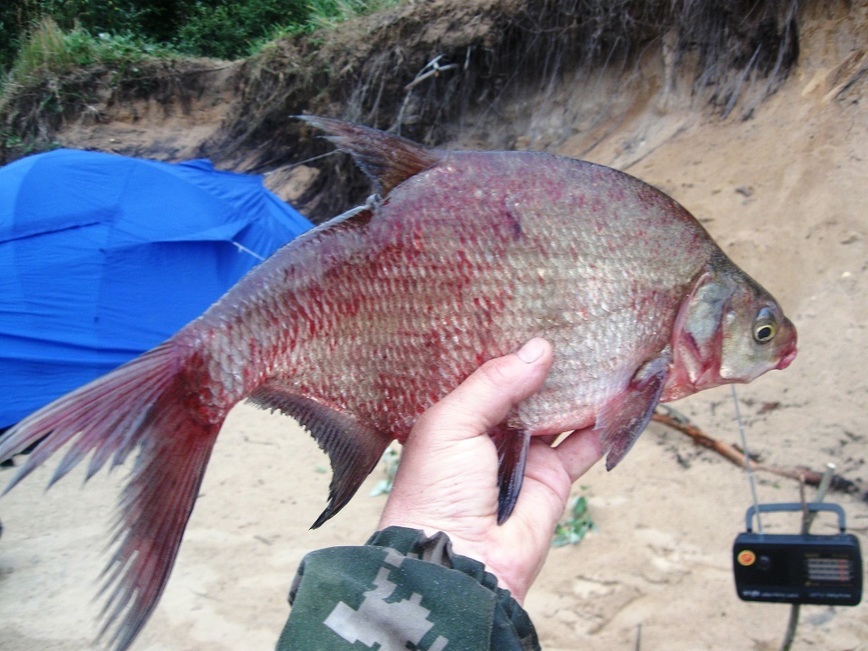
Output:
top-left (300, 115), bottom-right (441, 196)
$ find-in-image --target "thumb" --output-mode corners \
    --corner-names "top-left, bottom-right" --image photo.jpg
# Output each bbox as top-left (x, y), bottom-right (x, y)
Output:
top-left (410, 338), bottom-right (554, 444)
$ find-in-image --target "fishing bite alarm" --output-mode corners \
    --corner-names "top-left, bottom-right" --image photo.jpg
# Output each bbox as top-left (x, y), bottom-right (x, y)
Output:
top-left (733, 503), bottom-right (863, 606)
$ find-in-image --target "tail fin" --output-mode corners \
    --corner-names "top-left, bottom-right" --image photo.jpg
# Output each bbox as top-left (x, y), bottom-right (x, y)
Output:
top-left (0, 342), bottom-right (222, 651)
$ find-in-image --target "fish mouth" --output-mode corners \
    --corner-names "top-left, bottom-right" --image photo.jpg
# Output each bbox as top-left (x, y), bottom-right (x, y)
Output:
top-left (776, 341), bottom-right (798, 370)
top-left (775, 318), bottom-right (798, 371)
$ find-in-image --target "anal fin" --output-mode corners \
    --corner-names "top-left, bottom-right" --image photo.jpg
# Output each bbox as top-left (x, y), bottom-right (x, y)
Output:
top-left (249, 388), bottom-right (391, 528)
top-left (491, 425), bottom-right (531, 524)
top-left (599, 356), bottom-right (670, 470)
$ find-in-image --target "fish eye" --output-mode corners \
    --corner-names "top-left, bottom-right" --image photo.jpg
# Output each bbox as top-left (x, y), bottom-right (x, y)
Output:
top-left (753, 308), bottom-right (778, 343)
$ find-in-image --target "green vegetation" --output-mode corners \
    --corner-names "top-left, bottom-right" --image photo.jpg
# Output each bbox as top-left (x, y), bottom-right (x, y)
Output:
top-left (0, 16), bottom-right (171, 157)
top-left (306, 0), bottom-right (399, 30)
top-left (1, 0), bottom-right (402, 77)
top-left (0, 0), bottom-right (402, 162)
top-left (369, 445), bottom-right (401, 497)
top-left (6, 17), bottom-right (170, 83)
top-left (552, 489), bottom-right (595, 548)
top-left (172, 0), bottom-right (311, 60)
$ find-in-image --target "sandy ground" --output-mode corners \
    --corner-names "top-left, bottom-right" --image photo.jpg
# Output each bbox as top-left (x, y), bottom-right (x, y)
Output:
top-left (1, 7), bottom-right (867, 651)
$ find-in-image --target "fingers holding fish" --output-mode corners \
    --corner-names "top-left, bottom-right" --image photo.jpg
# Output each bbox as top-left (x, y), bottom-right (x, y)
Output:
top-left (379, 339), bottom-right (554, 529)
top-left (408, 337), bottom-right (554, 449)
top-left (378, 340), bottom-right (588, 603)
top-left (541, 428), bottom-right (605, 485)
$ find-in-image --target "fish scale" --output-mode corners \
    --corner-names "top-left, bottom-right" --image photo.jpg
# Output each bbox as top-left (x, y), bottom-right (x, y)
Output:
top-left (0, 117), bottom-right (796, 650)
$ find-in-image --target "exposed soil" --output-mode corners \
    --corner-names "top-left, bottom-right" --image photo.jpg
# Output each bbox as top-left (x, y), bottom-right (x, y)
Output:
top-left (1, 1), bottom-right (867, 650)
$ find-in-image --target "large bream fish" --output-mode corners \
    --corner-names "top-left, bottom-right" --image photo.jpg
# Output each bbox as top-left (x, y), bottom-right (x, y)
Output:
top-left (0, 117), bottom-right (797, 649)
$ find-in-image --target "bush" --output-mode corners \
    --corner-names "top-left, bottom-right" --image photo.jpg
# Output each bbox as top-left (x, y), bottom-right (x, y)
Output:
top-left (0, 1), bottom-right (163, 76)
top-left (1, 0), bottom-right (401, 74)
top-left (5, 16), bottom-right (170, 86)
top-left (173, 0), bottom-right (310, 60)
top-left (307, 0), bottom-right (401, 30)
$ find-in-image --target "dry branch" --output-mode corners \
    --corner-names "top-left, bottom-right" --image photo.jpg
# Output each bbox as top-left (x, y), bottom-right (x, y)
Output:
top-left (651, 407), bottom-right (864, 498)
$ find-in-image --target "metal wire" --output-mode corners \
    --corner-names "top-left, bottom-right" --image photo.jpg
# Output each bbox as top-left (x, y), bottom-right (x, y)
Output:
top-left (731, 384), bottom-right (763, 533)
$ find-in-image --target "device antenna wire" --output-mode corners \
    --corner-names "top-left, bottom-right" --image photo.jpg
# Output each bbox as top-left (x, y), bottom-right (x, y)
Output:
top-left (732, 385), bottom-right (764, 534)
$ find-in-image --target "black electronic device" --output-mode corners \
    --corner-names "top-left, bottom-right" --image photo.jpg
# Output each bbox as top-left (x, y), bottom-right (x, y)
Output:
top-left (733, 503), bottom-right (863, 606)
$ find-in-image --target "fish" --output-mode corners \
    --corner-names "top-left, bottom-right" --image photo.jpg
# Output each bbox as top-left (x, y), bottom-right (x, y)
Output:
top-left (0, 117), bottom-right (797, 649)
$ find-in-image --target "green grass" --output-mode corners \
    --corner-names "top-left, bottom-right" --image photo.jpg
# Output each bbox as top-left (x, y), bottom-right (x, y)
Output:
top-left (552, 489), bottom-right (595, 547)
top-left (3, 17), bottom-right (172, 89)
top-left (0, 1), bottom-right (403, 126)
top-left (369, 445), bottom-right (401, 496)
top-left (306, 0), bottom-right (403, 30)
top-left (2, 0), bottom-right (405, 77)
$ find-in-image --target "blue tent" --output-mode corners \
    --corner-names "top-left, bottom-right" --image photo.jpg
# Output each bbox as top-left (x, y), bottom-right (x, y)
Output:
top-left (0, 149), bottom-right (313, 429)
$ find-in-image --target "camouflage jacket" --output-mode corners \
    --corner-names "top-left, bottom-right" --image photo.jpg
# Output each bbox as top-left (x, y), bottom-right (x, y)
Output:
top-left (277, 526), bottom-right (541, 650)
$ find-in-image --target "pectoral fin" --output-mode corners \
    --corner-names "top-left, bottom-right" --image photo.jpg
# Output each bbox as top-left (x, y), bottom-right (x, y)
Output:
top-left (598, 356), bottom-right (670, 470)
top-left (249, 389), bottom-right (391, 528)
top-left (491, 425), bottom-right (531, 524)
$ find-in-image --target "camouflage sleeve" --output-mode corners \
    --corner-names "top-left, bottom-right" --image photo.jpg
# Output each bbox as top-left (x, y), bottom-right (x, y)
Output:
top-left (276, 526), bottom-right (541, 651)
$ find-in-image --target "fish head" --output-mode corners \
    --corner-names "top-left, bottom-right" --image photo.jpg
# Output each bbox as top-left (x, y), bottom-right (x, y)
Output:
top-left (717, 284), bottom-right (798, 382)
top-left (666, 259), bottom-right (798, 400)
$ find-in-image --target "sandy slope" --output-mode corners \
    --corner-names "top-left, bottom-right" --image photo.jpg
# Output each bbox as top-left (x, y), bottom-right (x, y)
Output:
top-left (1, 5), bottom-right (866, 651)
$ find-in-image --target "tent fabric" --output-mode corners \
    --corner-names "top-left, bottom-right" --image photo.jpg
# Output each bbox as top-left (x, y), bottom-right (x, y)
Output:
top-left (0, 149), bottom-right (313, 429)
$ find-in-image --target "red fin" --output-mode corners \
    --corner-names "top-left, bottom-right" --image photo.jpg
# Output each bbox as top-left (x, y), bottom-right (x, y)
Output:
top-left (300, 115), bottom-right (441, 196)
top-left (491, 425), bottom-right (531, 524)
top-left (249, 388), bottom-right (392, 528)
top-left (0, 343), bottom-right (222, 651)
top-left (598, 356), bottom-right (670, 470)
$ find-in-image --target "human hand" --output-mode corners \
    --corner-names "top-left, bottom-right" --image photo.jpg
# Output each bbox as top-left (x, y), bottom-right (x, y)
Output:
top-left (378, 338), bottom-right (602, 603)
